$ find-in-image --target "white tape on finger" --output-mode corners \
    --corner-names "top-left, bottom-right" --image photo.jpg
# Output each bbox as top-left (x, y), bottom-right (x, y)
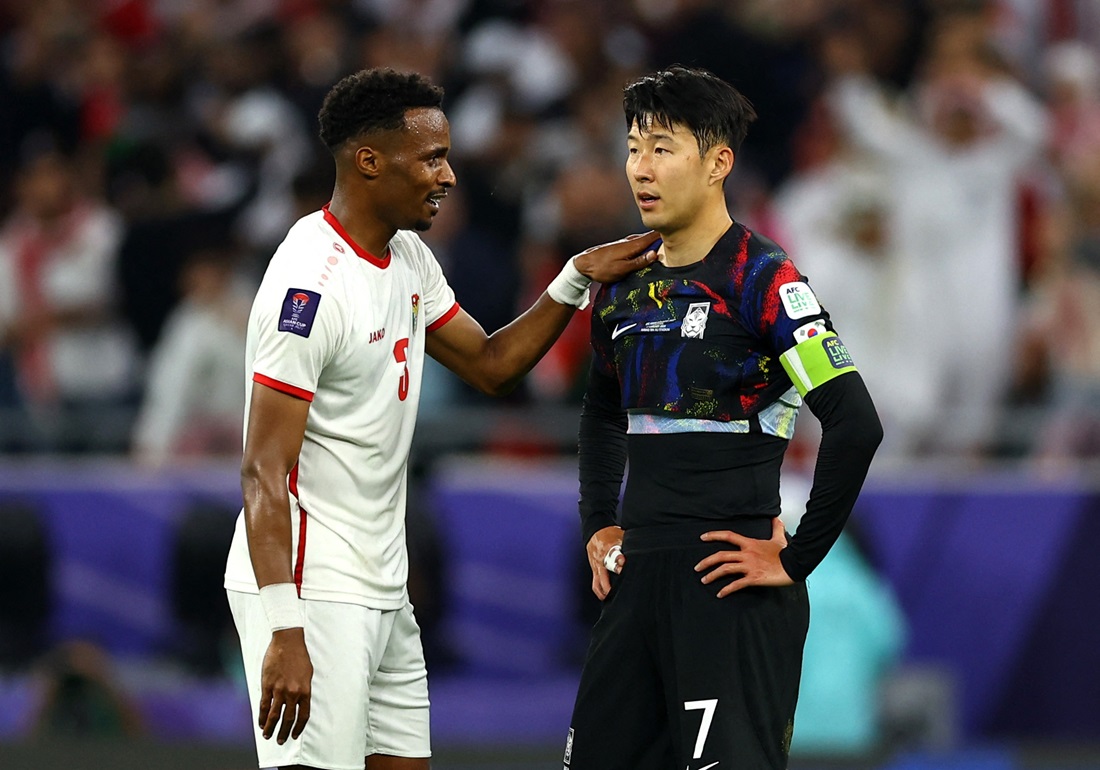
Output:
top-left (602, 544), bottom-right (623, 573)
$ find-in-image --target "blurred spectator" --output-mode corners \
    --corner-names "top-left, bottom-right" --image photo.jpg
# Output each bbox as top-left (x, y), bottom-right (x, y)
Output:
top-left (774, 102), bottom-right (916, 456)
top-left (824, 12), bottom-right (1048, 457)
top-left (423, 186), bottom-right (519, 345)
top-left (0, 144), bottom-right (138, 452)
top-left (170, 502), bottom-right (239, 677)
top-left (0, 1), bottom-right (83, 193)
top-left (649, 0), bottom-right (878, 187)
top-left (0, 502), bottom-right (51, 670)
top-left (279, 5), bottom-right (357, 120)
top-left (74, 31), bottom-right (128, 147)
top-left (1020, 144), bottom-right (1100, 464)
top-left (356, 18), bottom-right (451, 84)
top-left (131, 249), bottom-right (252, 467)
top-left (192, 26), bottom-right (313, 251)
top-left (356, 0), bottom-right (470, 44)
top-left (993, 0), bottom-right (1100, 81)
top-left (420, 184), bottom-right (520, 408)
top-left (405, 457), bottom-right (457, 672)
top-left (0, 0), bottom-right (1097, 463)
top-left (780, 479), bottom-right (907, 757)
top-left (29, 639), bottom-right (143, 738)
top-left (791, 529), bottom-right (908, 755)
top-left (448, 91), bottom-right (539, 246)
top-left (1044, 40), bottom-right (1100, 170)
top-left (112, 141), bottom-right (242, 354)
top-left (522, 155), bottom-right (637, 402)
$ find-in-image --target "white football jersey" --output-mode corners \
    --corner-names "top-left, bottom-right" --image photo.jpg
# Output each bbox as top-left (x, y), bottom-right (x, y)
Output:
top-left (224, 207), bottom-right (459, 609)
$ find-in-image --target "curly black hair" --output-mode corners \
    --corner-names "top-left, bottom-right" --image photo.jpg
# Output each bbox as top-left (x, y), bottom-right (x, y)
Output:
top-left (318, 68), bottom-right (444, 151)
top-left (624, 65), bottom-right (757, 156)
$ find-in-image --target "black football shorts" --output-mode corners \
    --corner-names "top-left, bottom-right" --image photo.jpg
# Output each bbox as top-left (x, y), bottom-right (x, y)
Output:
top-left (565, 518), bottom-right (809, 770)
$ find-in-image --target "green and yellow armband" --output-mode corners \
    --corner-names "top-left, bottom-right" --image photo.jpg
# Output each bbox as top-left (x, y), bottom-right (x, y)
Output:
top-left (779, 331), bottom-right (858, 397)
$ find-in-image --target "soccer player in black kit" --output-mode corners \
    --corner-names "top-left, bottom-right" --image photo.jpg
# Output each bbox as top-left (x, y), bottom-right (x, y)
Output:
top-left (563, 66), bottom-right (883, 770)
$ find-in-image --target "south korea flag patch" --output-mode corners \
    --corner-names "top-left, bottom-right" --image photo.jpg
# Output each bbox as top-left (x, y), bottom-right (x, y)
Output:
top-left (681, 302), bottom-right (711, 338)
top-left (779, 281), bottom-right (821, 319)
top-left (794, 319), bottom-right (827, 344)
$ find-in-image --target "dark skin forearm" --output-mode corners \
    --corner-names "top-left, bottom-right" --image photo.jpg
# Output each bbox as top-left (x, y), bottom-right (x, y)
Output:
top-left (426, 295), bottom-right (573, 397)
top-left (240, 381), bottom-right (314, 744)
top-left (426, 232), bottom-right (658, 396)
top-left (241, 382), bottom-right (310, 588)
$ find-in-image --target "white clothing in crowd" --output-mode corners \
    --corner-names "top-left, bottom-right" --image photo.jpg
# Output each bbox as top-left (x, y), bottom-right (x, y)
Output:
top-left (829, 74), bottom-right (1048, 453)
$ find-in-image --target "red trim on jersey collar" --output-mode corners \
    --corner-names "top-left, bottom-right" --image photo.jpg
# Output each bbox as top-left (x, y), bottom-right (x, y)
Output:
top-left (426, 302), bottom-right (461, 332)
top-left (253, 372), bottom-right (314, 402)
top-left (322, 204), bottom-right (391, 269)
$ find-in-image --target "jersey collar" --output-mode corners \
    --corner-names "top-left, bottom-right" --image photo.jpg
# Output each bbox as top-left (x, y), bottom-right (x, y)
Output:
top-left (322, 204), bottom-right (391, 269)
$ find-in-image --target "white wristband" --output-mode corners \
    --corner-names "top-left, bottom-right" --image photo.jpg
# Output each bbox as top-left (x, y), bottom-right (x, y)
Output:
top-left (547, 256), bottom-right (592, 309)
top-left (259, 583), bottom-right (304, 632)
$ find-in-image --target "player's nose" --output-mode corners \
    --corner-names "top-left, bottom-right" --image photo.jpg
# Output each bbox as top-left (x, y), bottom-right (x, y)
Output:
top-left (439, 160), bottom-right (456, 188)
top-left (631, 154), bottom-right (654, 182)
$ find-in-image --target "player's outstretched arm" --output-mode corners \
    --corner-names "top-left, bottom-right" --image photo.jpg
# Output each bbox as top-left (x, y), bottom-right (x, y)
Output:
top-left (426, 232), bottom-right (658, 396)
top-left (241, 383), bottom-right (314, 745)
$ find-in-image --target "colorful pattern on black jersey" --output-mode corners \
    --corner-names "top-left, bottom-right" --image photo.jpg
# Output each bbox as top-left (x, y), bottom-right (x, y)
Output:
top-left (590, 222), bottom-right (830, 426)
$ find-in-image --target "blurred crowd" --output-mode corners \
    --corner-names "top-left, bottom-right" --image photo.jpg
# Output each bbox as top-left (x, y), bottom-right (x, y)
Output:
top-left (1, 0), bottom-right (1099, 466)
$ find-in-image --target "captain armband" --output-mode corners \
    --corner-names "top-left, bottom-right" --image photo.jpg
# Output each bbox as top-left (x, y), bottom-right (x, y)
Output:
top-left (779, 331), bottom-right (858, 397)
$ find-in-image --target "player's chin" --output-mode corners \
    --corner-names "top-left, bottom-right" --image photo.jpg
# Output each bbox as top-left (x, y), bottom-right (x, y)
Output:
top-left (636, 208), bottom-right (664, 230)
top-left (411, 215), bottom-right (436, 232)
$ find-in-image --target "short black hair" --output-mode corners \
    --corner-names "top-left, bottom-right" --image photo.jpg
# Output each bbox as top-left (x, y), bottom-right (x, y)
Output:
top-left (623, 66), bottom-right (757, 156)
top-left (318, 68), bottom-right (444, 151)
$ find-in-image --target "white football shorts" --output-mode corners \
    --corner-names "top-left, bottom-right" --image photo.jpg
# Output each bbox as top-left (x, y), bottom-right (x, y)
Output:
top-left (228, 591), bottom-right (431, 770)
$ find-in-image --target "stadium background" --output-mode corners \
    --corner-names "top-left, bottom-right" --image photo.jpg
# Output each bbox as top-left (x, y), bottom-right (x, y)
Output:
top-left (2, 0), bottom-right (1100, 768)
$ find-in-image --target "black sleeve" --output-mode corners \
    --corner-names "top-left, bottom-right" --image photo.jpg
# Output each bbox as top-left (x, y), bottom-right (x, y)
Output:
top-left (578, 361), bottom-right (628, 546)
top-left (778, 371), bottom-right (883, 581)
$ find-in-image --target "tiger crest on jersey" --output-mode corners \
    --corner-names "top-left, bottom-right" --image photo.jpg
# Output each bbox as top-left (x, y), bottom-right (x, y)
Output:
top-left (681, 302), bottom-right (711, 338)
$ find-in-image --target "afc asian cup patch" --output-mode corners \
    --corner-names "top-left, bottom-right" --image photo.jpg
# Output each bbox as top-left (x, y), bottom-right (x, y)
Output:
top-left (779, 281), bottom-right (821, 319)
top-left (681, 302), bottom-right (711, 338)
top-left (823, 336), bottom-right (854, 369)
top-left (793, 319), bottom-right (827, 344)
top-left (279, 289), bottom-right (322, 337)
top-left (411, 293), bottom-right (420, 332)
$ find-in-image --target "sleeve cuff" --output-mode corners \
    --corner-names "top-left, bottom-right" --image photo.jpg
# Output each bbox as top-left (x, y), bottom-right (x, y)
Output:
top-left (581, 512), bottom-right (618, 547)
top-left (253, 373), bottom-right (315, 402)
top-left (426, 302), bottom-right (461, 332)
top-left (779, 546), bottom-right (809, 582)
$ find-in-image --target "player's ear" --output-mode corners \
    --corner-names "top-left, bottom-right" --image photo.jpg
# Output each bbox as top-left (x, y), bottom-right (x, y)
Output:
top-left (709, 146), bottom-right (734, 187)
top-left (354, 145), bottom-right (383, 180)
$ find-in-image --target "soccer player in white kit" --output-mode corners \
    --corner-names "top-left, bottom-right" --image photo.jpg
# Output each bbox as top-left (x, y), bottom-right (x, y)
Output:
top-left (223, 68), bottom-right (657, 770)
